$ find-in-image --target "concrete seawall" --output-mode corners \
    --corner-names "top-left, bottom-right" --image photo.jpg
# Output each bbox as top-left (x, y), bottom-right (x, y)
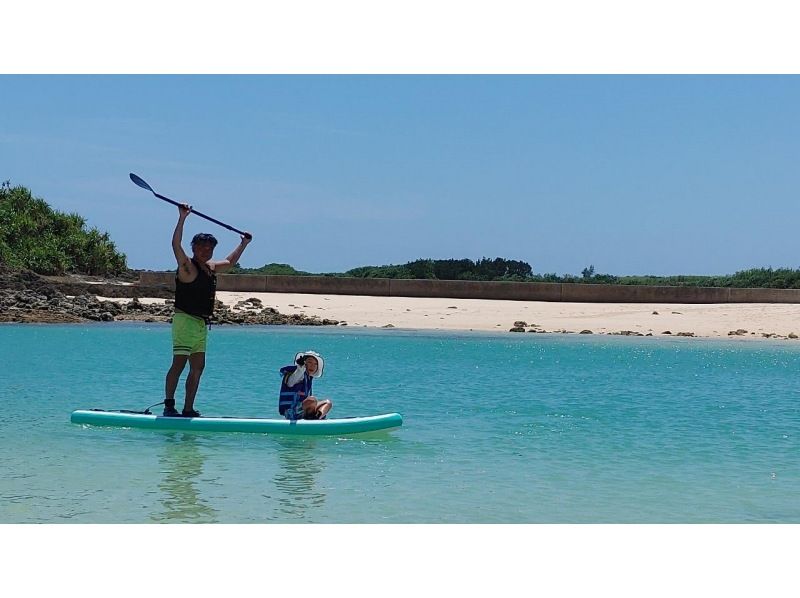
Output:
top-left (135, 272), bottom-right (800, 304)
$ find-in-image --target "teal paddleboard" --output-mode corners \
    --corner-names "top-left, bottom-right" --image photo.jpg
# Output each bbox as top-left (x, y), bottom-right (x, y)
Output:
top-left (70, 409), bottom-right (403, 436)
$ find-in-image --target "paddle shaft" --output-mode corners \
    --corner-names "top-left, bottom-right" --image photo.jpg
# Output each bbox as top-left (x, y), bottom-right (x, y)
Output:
top-left (152, 191), bottom-right (250, 238)
top-left (130, 173), bottom-right (251, 239)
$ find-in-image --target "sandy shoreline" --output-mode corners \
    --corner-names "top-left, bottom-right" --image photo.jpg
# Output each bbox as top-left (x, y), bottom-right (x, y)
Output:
top-left (111, 291), bottom-right (800, 340)
top-left (4, 267), bottom-right (797, 339)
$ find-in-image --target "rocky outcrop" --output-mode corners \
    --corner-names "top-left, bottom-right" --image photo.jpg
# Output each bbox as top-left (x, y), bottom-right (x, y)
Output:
top-left (0, 268), bottom-right (338, 326)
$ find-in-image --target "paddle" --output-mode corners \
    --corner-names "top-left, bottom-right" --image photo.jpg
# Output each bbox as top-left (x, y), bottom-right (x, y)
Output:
top-left (129, 173), bottom-right (252, 239)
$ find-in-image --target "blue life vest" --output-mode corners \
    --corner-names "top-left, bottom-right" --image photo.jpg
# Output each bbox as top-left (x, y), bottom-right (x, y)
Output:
top-left (278, 365), bottom-right (313, 420)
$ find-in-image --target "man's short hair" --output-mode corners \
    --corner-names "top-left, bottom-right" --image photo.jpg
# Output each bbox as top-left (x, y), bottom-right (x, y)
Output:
top-left (191, 233), bottom-right (218, 248)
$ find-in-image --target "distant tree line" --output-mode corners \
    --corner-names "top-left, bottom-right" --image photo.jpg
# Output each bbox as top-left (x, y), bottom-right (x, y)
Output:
top-left (234, 259), bottom-right (800, 289)
top-left (229, 263), bottom-right (312, 276)
top-left (6, 181), bottom-right (800, 289)
top-left (0, 182), bottom-right (127, 276)
top-left (345, 258), bottom-right (534, 281)
top-left (534, 264), bottom-right (800, 289)
top-left (600, 269), bottom-right (800, 289)
top-left (232, 258), bottom-right (534, 281)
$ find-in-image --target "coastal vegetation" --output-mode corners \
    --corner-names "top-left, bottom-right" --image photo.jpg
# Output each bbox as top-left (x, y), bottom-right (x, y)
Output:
top-left (230, 257), bottom-right (533, 281)
top-left (0, 182), bottom-right (127, 276)
top-left (232, 260), bottom-right (800, 289)
top-left (229, 263), bottom-right (313, 276)
top-left (3, 182), bottom-right (800, 289)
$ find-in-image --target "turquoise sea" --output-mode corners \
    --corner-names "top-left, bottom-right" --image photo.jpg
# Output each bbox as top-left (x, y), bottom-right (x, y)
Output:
top-left (1, 323), bottom-right (798, 523)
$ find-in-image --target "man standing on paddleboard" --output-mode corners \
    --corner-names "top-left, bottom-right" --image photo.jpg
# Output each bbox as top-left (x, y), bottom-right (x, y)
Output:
top-left (163, 203), bottom-right (252, 417)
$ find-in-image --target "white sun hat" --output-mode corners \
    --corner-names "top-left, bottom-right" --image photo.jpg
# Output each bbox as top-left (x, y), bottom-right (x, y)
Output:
top-left (295, 350), bottom-right (324, 378)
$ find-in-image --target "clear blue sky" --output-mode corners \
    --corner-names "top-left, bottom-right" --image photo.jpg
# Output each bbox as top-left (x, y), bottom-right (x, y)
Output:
top-left (2, 75), bottom-right (799, 276)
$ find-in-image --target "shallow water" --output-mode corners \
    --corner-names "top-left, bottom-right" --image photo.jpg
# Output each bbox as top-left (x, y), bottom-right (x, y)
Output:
top-left (1, 323), bottom-right (798, 523)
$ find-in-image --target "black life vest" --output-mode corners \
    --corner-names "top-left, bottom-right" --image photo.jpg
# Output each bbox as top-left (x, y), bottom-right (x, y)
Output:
top-left (174, 258), bottom-right (217, 318)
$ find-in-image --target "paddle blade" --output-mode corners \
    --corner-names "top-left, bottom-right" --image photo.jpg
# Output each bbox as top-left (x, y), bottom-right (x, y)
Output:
top-left (129, 173), bottom-right (154, 192)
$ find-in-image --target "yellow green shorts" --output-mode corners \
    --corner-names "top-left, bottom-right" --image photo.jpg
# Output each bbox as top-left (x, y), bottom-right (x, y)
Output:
top-left (172, 312), bottom-right (208, 356)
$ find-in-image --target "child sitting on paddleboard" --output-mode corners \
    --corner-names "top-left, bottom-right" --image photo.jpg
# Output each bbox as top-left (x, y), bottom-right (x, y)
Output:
top-left (278, 351), bottom-right (332, 420)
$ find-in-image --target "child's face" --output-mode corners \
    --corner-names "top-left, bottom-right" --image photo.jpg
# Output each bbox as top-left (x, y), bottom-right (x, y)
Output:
top-left (305, 356), bottom-right (319, 374)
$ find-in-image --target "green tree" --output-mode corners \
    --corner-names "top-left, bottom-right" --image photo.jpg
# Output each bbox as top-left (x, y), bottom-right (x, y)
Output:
top-left (0, 182), bottom-right (127, 276)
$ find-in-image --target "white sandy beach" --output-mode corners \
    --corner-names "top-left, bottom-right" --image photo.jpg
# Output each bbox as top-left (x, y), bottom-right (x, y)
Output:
top-left (117, 291), bottom-right (800, 340)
